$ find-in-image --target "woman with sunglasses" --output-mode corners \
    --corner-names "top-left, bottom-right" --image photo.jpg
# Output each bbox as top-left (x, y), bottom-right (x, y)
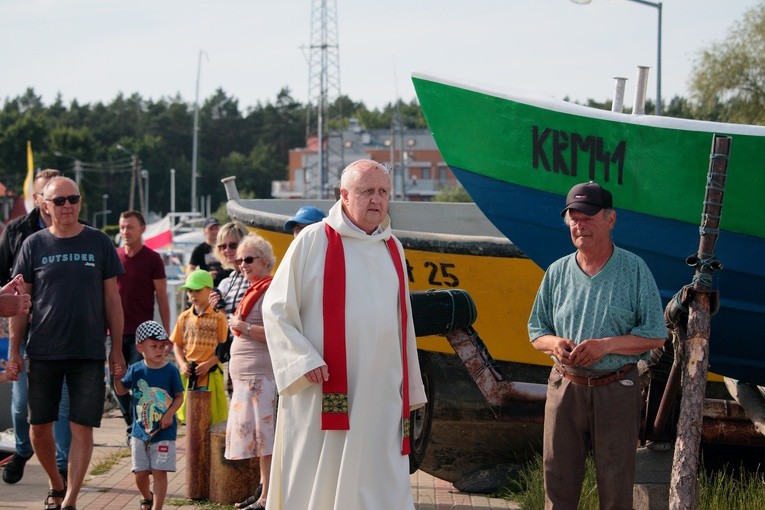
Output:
top-left (210, 222), bottom-right (250, 318)
top-left (224, 234), bottom-right (277, 510)
top-left (209, 222), bottom-right (251, 400)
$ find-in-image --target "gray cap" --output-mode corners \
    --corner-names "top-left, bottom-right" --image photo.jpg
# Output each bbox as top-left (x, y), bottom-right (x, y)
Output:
top-left (135, 320), bottom-right (169, 344)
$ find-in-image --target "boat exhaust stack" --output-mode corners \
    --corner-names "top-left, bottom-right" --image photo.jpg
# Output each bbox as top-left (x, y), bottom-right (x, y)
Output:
top-left (221, 176), bottom-right (240, 201)
top-left (632, 65), bottom-right (651, 115)
top-left (611, 77), bottom-right (627, 113)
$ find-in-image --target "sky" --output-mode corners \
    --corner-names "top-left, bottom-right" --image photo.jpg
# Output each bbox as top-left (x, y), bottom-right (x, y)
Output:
top-left (2, 0), bottom-right (762, 112)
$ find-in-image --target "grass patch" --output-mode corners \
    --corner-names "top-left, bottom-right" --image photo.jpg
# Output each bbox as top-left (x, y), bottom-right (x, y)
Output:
top-left (698, 464), bottom-right (765, 510)
top-left (165, 498), bottom-right (229, 509)
top-left (499, 454), bottom-right (599, 510)
top-left (90, 447), bottom-right (131, 476)
top-left (498, 453), bottom-right (765, 510)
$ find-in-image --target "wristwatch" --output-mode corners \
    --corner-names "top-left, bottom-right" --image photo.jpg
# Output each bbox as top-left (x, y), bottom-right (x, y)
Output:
top-left (245, 323), bottom-right (252, 334)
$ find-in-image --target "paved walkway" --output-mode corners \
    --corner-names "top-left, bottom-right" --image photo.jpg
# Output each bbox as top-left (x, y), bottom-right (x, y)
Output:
top-left (0, 408), bottom-right (519, 509)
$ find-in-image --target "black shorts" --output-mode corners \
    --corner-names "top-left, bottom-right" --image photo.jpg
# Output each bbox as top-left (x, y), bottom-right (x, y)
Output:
top-left (27, 359), bottom-right (106, 427)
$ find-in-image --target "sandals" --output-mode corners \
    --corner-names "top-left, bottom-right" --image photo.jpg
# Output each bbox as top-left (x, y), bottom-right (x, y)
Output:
top-left (235, 495), bottom-right (258, 509)
top-left (235, 484), bottom-right (263, 509)
top-left (139, 491), bottom-right (153, 510)
top-left (44, 487), bottom-right (66, 510)
top-left (234, 496), bottom-right (258, 510)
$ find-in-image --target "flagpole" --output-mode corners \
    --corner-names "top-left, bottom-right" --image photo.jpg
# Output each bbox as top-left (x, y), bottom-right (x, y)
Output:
top-left (23, 141), bottom-right (36, 213)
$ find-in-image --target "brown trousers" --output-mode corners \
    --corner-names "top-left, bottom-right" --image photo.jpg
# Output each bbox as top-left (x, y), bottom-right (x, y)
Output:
top-left (542, 365), bottom-right (641, 510)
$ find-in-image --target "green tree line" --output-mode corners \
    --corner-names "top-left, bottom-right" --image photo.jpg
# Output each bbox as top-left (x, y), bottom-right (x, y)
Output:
top-left (0, 87), bottom-right (426, 223)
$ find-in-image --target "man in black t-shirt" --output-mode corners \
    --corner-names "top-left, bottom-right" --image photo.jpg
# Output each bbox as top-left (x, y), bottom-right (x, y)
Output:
top-left (188, 217), bottom-right (227, 286)
top-left (0, 169), bottom-right (72, 486)
top-left (7, 177), bottom-right (126, 510)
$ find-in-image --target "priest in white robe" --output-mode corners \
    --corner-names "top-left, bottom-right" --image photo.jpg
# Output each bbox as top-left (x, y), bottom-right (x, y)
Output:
top-left (263, 159), bottom-right (427, 510)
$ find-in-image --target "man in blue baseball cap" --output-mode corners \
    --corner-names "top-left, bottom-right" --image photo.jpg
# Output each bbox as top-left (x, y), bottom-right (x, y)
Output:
top-left (284, 206), bottom-right (326, 237)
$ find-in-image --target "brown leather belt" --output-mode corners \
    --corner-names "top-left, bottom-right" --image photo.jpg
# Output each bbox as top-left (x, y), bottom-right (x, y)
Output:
top-left (554, 363), bottom-right (636, 387)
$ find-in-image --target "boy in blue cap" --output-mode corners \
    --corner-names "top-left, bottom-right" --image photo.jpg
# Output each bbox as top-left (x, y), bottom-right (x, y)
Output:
top-left (284, 206), bottom-right (326, 237)
top-left (114, 320), bottom-right (184, 510)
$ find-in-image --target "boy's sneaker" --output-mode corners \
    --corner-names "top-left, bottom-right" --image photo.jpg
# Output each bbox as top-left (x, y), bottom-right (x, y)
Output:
top-left (2, 453), bottom-right (33, 484)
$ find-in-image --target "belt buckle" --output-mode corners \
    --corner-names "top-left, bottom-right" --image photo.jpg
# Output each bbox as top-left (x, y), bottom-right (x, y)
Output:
top-left (587, 376), bottom-right (596, 387)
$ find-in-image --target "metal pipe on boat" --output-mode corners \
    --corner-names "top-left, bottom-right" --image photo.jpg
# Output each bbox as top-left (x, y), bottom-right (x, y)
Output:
top-left (611, 77), bottom-right (627, 113)
top-left (701, 398), bottom-right (765, 445)
top-left (632, 65), bottom-right (651, 115)
top-left (444, 326), bottom-right (547, 408)
top-left (221, 176), bottom-right (240, 201)
top-left (724, 378), bottom-right (765, 436)
top-left (653, 349), bottom-right (681, 435)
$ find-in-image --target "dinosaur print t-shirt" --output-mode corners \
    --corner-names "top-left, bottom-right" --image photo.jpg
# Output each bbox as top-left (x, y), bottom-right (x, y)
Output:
top-left (121, 361), bottom-right (184, 442)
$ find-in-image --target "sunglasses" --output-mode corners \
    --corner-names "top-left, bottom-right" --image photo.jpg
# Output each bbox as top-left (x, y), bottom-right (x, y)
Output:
top-left (217, 242), bottom-right (239, 250)
top-left (235, 256), bottom-right (259, 265)
top-left (45, 195), bottom-right (81, 206)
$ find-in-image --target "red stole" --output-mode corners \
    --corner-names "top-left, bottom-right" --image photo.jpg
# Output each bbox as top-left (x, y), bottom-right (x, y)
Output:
top-left (232, 275), bottom-right (273, 336)
top-left (322, 223), bottom-right (411, 455)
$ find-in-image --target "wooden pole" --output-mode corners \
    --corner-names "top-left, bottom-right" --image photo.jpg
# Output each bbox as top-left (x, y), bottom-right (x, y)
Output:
top-left (185, 389), bottom-right (211, 500)
top-left (669, 134), bottom-right (730, 510)
top-left (208, 420), bottom-right (261, 504)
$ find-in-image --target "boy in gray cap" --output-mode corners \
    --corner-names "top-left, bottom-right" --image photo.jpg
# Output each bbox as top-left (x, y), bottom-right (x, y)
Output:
top-left (114, 320), bottom-right (184, 510)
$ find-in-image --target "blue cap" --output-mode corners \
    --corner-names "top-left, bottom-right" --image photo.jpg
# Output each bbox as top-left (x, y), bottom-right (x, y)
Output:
top-left (284, 206), bottom-right (326, 232)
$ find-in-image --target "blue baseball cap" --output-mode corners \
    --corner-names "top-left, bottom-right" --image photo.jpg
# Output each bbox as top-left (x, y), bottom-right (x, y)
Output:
top-left (284, 206), bottom-right (326, 232)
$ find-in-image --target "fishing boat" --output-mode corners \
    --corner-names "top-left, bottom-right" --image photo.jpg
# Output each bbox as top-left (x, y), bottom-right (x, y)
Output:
top-left (411, 72), bottom-right (765, 388)
top-left (222, 174), bottom-right (765, 490)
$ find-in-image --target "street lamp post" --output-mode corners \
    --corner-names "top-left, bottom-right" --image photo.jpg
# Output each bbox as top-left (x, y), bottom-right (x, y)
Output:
top-left (115, 144), bottom-right (144, 212)
top-left (141, 169), bottom-right (150, 218)
top-left (93, 194), bottom-right (111, 229)
top-left (53, 151), bottom-right (83, 185)
top-left (572, 0), bottom-right (662, 115)
top-left (192, 50), bottom-right (208, 213)
top-left (102, 193), bottom-right (109, 228)
top-left (170, 168), bottom-right (176, 216)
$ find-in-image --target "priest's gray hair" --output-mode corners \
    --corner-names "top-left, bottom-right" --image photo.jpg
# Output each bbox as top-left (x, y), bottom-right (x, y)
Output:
top-left (339, 159), bottom-right (391, 190)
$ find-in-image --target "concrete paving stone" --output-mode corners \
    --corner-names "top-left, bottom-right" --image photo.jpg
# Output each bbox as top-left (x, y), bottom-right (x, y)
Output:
top-left (1, 409), bottom-right (520, 509)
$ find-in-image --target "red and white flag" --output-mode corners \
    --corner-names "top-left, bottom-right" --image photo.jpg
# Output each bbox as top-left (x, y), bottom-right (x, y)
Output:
top-left (144, 215), bottom-right (173, 249)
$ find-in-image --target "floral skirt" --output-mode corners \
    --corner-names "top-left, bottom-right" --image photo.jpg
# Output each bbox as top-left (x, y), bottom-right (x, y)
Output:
top-left (224, 375), bottom-right (277, 460)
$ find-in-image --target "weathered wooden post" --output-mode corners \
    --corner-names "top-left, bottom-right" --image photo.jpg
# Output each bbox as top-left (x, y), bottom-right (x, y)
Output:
top-left (668, 134), bottom-right (730, 510)
top-left (185, 389), bottom-right (211, 499)
top-left (208, 420), bottom-right (261, 504)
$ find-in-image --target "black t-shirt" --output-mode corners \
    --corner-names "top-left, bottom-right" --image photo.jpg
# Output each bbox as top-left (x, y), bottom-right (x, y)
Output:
top-left (189, 242), bottom-right (228, 286)
top-left (14, 226), bottom-right (125, 360)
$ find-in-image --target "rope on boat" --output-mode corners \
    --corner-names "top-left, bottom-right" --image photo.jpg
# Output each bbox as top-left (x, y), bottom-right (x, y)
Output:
top-left (690, 152), bottom-right (728, 270)
top-left (447, 289), bottom-right (457, 332)
top-left (707, 153), bottom-right (729, 193)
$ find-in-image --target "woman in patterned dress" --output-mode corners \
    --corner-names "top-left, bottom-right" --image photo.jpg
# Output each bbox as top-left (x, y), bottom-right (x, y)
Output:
top-left (224, 234), bottom-right (276, 510)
